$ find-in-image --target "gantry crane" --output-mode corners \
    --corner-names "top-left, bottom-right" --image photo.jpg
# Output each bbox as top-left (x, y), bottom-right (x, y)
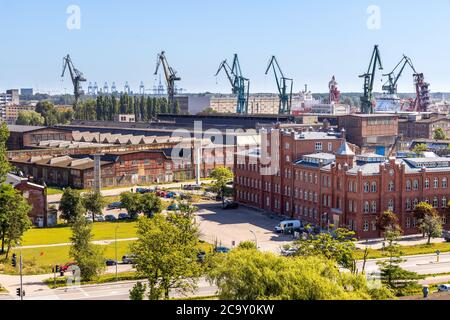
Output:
top-left (265, 56), bottom-right (293, 115)
top-left (382, 55), bottom-right (416, 95)
top-left (215, 54), bottom-right (250, 114)
top-left (61, 54), bottom-right (86, 106)
top-left (154, 51), bottom-right (181, 113)
top-left (359, 45), bottom-right (383, 114)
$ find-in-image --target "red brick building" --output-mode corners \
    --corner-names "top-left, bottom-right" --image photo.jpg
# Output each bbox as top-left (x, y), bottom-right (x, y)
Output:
top-left (6, 173), bottom-right (48, 227)
top-left (235, 128), bottom-right (450, 239)
top-left (7, 125), bottom-right (73, 150)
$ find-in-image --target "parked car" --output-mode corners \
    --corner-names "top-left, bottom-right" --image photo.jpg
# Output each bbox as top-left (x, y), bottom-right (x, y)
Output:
top-left (166, 192), bottom-right (176, 198)
top-left (105, 259), bottom-right (117, 266)
top-left (107, 202), bottom-right (123, 210)
top-left (95, 215), bottom-right (105, 222)
top-left (122, 254), bottom-right (137, 264)
top-left (156, 191), bottom-right (167, 197)
top-left (105, 215), bottom-right (117, 222)
top-left (222, 200), bottom-right (239, 210)
top-left (167, 203), bottom-right (180, 211)
top-left (85, 216), bottom-right (94, 223)
top-left (118, 213), bottom-right (130, 220)
top-left (280, 247), bottom-right (297, 257)
top-left (215, 247), bottom-right (230, 254)
top-left (274, 220), bottom-right (301, 233)
top-left (437, 284), bottom-right (450, 292)
top-left (60, 262), bottom-right (77, 272)
top-left (443, 230), bottom-right (450, 242)
top-left (136, 188), bottom-right (152, 194)
top-left (183, 184), bottom-right (201, 191)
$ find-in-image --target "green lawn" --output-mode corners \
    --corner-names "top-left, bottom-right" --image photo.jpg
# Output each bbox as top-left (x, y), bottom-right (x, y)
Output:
top-left (0, 241), bottom-right (135, 275)
top-left (47, 188), bottom-right (64, 195)
top-left (354, 242), bottom-right (450, 260)
top-left (21, 221), bottom-right (138, 246)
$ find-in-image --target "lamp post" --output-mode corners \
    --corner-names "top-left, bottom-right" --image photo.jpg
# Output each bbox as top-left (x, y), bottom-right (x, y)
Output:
top-left (115, 226), bottom-right (119, 282)
top-left (250, 230), bottom-right (258, 249)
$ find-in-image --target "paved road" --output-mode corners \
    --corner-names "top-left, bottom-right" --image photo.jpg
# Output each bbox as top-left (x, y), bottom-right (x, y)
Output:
top-left (357, 252), bottom-right (450, 275)
top-left (0, 278), bottom-right (217, 301)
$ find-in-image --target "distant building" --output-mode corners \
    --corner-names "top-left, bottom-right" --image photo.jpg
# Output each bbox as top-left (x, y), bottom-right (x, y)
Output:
top-left (5, 104), bottom-right (36, 124)
top-left (5, 173), bottom-right (48, 227)
top-left (114, 114), bottom-right (136, 123)
top-left (20, 88), bottom-right (34, 97)
top-left (0, 89), bottom-right (20, 122)
top-left (7, 125), bottom-right (73, 150)
top-left (398, 113), bottom-right (450, 140)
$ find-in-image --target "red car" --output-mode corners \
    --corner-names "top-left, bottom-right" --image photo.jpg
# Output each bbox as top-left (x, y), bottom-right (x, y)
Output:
top-left (156, 191), bottom-right (167, 197)
top-left (60, 262), bottom-right (77, 272)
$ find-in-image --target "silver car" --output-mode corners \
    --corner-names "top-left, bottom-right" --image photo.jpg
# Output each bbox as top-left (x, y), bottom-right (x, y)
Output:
top-left (437, 284), bottom-right (450, 292)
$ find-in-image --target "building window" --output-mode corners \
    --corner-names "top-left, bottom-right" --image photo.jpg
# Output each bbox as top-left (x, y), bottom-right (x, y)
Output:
top-left (371, 182), bottom-right (377, 193)
top-left (406, 199), bottom-right (411, 211)
top-left (348, 181), bottom-right (353, 192)
top-left (315, 142), bottom-right (323, 151)
top-left (371, 220), bottom-right (377, 231)
top-left (443, 177), bottom-right (447, 188)
top-left (371, 201), bottom-right (377, 213)
top-left (406, 180), bottom-right (411, 192)
top-left (349, 200), bottom-right (353, 212)
top-left (413, 179), bottom-right (419, 190)
top-left (363, 221), bottom-right (369, 232)
top-left (388, 199), bottom-right (394, 211)
top-left (434, 178), bottom-right (439, 189)
top-left (442, 197), bottom-right (448, 208)
top-left (433, 197), bottom-right (439, 208)
top-left (413, 198), bottom-right (419, 208)
top-left (363, 183), bottom-right (370, 193)
top-left (412, 218), bottom-right (417, 228)
top-left (285, 142), bottom-right (290, 150)
top-left (328, 142), bottom-right (333, 152)
top-left (388, 181), bottom-right (395, 192)
top-left (424, 178), bottom-right (430, 189)
top-left (406, 217), bottom-right (411, 228)
top-left (363, 201), bottom-right (370, 213)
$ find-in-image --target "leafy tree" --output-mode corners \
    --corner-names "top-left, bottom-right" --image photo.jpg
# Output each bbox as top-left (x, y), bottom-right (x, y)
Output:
top-left (294, 228), bottom-right (357, 271)
top-left (378, 210), bottom-right (402, 237)
top-left (141, 193), bottom-right (163, 217)
top-left (210, 167), bottom-right (234, 205)
top-left (16, 111), bottom-right (45, 126)
top-left (70, 215), bottom-right (105, 281)
top-left (130, 282), bottom-right (147, 300)
top-left (412, 143), bottom-right (428, 155)
top-left (174, 100), bottom-right (181, 114)
top-left (376, 232), bottom-right (422, 296)
top-left (419, 211), bottom-right (443, 245)
top-left (0, 184), bottom-right (32, 258)
top-left (237, 241), bottom-right (257, 250)
top-left (208, 249), bottom-right (393, 300)
top-left (433, 127), bottom-right (447, 140)
top-left (413, 202), bottom-right (441, 242)
top-left (131, 214), bottom-right (202, 300)
top-left (83, 191), bottom-right (106, 222)
top-left (0, 123), bottom-right (12, 182)
top-left (120, 191), bottom-right (143, 219)
top-left (59, 188), bottom-right (85, 223)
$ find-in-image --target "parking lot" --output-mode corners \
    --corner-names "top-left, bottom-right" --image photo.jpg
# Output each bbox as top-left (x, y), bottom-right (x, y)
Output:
top-left (195, 203), bottom-right (294, 253)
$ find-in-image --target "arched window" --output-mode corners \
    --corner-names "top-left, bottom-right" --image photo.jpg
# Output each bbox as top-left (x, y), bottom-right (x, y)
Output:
top-left (424, 178), bottom-right (430, 189)
top-left (413, 198), bottom-right (419, 208)
top-left (348, 181), bottom-right (353, 192)
top-left (364, 183), bottom-right (370, 193)
top-left (371, 201), bottom-right (377, 213)
top-left (443, 197), bottom-right (448, 208)
top-left (406, 198), bottom-right (411, 210)
top-left (406, 180), bottom-right (411, 191)
top-left (433, 197), bottom-right (438, 208)
top-left (371, 182), bottom-right (377, 193)
top-left (388, 199), bottom-right (394, 211)
top-left (443, 177), bottom-right (448, 188)
top-left (364, 201), bottom-right (370, 213)
top-left (434, 178), bottom-right (439, 189)
top-left (413, 179), bottom-right (419, 190)
top-left (388, 181), bottom-right (395, 192)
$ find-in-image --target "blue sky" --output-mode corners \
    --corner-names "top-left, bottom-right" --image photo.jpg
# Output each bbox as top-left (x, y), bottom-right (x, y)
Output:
top-left (1, 0), bottom-right (450, 94)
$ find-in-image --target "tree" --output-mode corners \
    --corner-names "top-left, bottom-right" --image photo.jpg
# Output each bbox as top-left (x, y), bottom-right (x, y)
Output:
top-left (59, 188), bottom-right (85, 223)
top-left (210, 167), bottom-right (234, 205)
top-left (130, 282), bottom-right (147, 300)
top-left (419, 211), bottom-right (443, 245)
top-left (0, 184), bottom-right (32, 258)
top-left (376, 232), bottom-right (422, 296)
top-left (141, 193), bottom-right (163, 217)
top-left (120, 191), bottom-right (143, 219)
top-left (0, 123), bottom-right (12, 183)
top-left (70, 215), bottom-right (105, 281)
top-left (208, 248), bottom-right (394, 300)
top-left (433, 127), bottom-right (447, 140)
top-left (16, 111), bottom-right (45, 126)
top-left (131, 214), bottom-right (202, 300)
top-left (294, 228), bottom-right (357, 271)
top-left (413, 202), bottom-right (441, 242)
top-left (237, 241), bottom-right (257, 250)
top-left (412, 143), bottom-right (428, 155)
top-left (378, 210), bottom-right (402, 237)
top-left (83, 191), bottom-right (106, 222)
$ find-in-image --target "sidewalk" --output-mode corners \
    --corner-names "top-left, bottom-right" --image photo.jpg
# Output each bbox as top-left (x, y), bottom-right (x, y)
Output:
top-left (15, 237), bottom-right (138, 250)
top-left (356, 234), bottom-right (446, 249)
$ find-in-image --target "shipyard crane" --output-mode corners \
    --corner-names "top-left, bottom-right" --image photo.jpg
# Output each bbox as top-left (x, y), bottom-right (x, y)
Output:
top-left (154, 51), bottom-right (181, 113)
top-left (265, 56), bottom-right (293, 115)
top-left (359, 45), bottom-right (383, 114)
top-left (61, 55), bottom-right (86, 105)
top-left (215, 54), bottom-right (250, 114)
top-left (382, 55), bottom-right (416, 95)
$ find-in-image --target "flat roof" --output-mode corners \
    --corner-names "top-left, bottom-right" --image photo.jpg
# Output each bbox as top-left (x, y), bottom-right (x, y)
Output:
top-left (7, 125), bottom-right (46, 133)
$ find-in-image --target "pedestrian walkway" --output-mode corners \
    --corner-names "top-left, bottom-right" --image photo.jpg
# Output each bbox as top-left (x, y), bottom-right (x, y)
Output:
top-left (356, 234), bottom-right (446, 249)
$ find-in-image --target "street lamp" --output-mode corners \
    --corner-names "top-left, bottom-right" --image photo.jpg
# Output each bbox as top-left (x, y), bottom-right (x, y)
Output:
top-left (250, 230), bottom-right (258, 249)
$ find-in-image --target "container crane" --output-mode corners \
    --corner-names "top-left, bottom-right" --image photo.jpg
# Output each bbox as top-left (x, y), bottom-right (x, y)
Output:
top-left (61, 54), bottom-right (86, 105)
top-left (154, 51), bottom-right (181, 113)
top-left (215, 54), bottom-right (250, 114)
top-left (382, 55), bottom-right (416, 95)
top-left (265, 56), bottom-right (293, 115)
top-left (359, 45), bottom-right (383, 114)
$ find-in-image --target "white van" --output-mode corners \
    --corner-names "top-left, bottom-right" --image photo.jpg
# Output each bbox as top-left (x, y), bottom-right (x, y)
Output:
top-left (274, 220), bottom-right (301, 233)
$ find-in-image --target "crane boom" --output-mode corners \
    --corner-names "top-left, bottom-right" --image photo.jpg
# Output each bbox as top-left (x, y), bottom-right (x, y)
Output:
top-left (359, 45), bottom-right (383, 114)
top-left (215, 54), bottom-right (250, 114)
top-left (382, 55), bottom-right (416, 95)
top-left (61, 54), bottom-right (86, 106)
top-left (154, 51), bottom-right (181, 113)
top-left (265, 56), bottom-right (293, 115)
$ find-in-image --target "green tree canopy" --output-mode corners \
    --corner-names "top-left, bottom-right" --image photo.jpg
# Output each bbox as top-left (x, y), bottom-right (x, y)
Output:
top-left (0, 123), bottom-right (12, 182)
top-left (140, 193), bottom-right (163, 217)
top-left (16, 111), bottom-right (45, 126)
top-left (378, 210), bottom-right (402, 236)
top-left (433, 127), bottom-right (447, 140)
top-left (82, 191), bottom-right (106, 221)
top-left (59, 188), bottom-right (85, 223)
top-left (210, 167), bottom-right (234, 204)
